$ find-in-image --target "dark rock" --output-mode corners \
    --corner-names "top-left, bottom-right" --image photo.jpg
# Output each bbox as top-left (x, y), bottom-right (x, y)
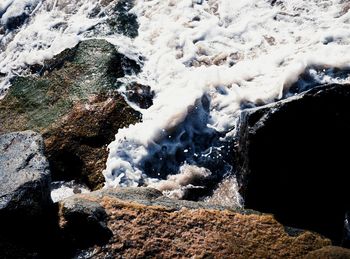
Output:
top-left (0, 130), bottom-right (51, 219)
top-left (85, 0), bottom-right (139, 39)
top-left (0, 131), bottom-right (59, 259)
top-left (43, 92), bottom-right (140, 190)
top-left (0, 39), bottom-right (141, 190)
top-left (103, 0), bottom-right (139, 38)
top-left (235, 83), bottom-right (350, 244)
top-left (125, 82), bottom-right (154, 109)
top-left (4, 12), bottom-right (29, 30)
top-left (59, 197), bottom-right (112, 248)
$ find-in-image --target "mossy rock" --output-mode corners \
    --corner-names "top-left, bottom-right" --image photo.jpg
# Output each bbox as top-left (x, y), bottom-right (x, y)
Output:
top-left (0, 39), bottom-right (141, 189)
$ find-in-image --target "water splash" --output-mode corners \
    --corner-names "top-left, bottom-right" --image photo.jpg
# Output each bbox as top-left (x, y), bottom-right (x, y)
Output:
top-left (103, 0), bottom-right (350, 203)
top-left (2, 0), bottom-right (350, 205)
top-left (0, 0), bottom-right (125, 95)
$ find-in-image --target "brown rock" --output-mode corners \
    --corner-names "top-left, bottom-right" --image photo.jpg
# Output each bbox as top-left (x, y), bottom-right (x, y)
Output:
top-left (305, 246), bottom-right (350, 259)
top-left (0, 39), bottom-right (141, 189)
top-left (43, 92), bottom-right (140, 190)
top-left (59, 187), bottom-right (334, 258)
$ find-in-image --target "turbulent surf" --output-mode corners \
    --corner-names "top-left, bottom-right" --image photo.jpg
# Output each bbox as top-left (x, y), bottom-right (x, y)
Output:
top-left (1, 0), bottom-right (350, 205)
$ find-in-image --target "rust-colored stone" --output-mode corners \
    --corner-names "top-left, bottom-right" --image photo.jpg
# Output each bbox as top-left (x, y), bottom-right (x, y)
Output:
top-left (305, 246), bottom-right (350, 259)
top-left (43, 92), bottom-right (140, 189)
top-left (59, 188), bottom-right (338, 258)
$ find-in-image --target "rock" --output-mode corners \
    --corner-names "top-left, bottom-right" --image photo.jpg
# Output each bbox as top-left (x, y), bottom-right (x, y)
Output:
top-left (83, 0), bottom-right (139, 38)
top-left (59, 197), bottom-right (112, 248)
top-left (0, 39), bottom-right (141, 189)
top-left (305, 246), bottom-right (350, 259)
top-left (342, 211), bottom-right (350, 247)
top-left (125, 82), bottom-right (154, 109)
top-left (0, 130), bottom-right (58, 259)
top-left (0, 130), bottom-right (51, 219)
top-left (58, 187), bottom-right (336, 258)
top-left (87, 187), bottom-right (249, 212)
top-left (235, 83), bottom-right (350, 244)
top-left (102, 0), bottom-right (139, 38)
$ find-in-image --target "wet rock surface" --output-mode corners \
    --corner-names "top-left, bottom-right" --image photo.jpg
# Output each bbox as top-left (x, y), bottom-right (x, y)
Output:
top-left (0, 170), bottom-right (348, 259)
top-left (125, 82), bottom-right (154, 109)
top-left (0, 130), bottom-right (51, 218)
top-left (0, 130), bottom-right (57, 259)
top-left (57, 187), bottom-right (337, 259)
top-left (0, 0), bottom-right (40, 31)
top-left (105, 0), bottom-right (139, 38)
top-left (235, 83), bottom-right (350, 244)
top-left (85, 0), bottom-right (139, 38)
top-left (305, 246), bottom-right (350, 259)
top-left (0, 39), bottom-right (141, 189)
top-left (59, 197), bottom-right (112, 248)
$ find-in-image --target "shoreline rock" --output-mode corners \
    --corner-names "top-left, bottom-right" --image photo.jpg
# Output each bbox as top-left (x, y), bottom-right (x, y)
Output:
top-left (235, 83), bottom-right (350, 245)
top-left (0, 39), bottom-right (141, 189)
top-left (59, 187), bottom-right (335, 258)
top-left (0, 130), bottom-right (56, 259)
top-left (0, 130), bottom-right (51, 219)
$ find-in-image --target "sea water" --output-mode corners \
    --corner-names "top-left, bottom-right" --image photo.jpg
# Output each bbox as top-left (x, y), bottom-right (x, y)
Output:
top-left (1, 0), bottom-right (350, 205)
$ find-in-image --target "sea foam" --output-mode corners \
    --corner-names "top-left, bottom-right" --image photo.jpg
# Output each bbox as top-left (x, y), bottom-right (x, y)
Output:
top-left (1, 0), bottom-right (350, 205)
top-left (103, 0), bottom-right (350, 203)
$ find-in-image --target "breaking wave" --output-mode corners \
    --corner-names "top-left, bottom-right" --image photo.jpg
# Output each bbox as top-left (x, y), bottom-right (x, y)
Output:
top-left (1, 0), bottom-right (350, 205)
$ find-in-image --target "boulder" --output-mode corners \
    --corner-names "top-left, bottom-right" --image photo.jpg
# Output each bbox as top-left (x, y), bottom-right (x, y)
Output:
top-left (0, 39), bottom-right (141, 189)
top-left (125, 82), bottom-right (154, 109)
top-left (0, 130), bottom-right (56, 259)
top-left (59, 197), bottom-right (112, 248)
top-left (58, 187), bottom-right (337, 258)
top-left (305, 246), bottom-right (350, 259)
top-left (234, 83), bottom-right (350, 244)
top-left (0, 130), bottom-right (51, 219)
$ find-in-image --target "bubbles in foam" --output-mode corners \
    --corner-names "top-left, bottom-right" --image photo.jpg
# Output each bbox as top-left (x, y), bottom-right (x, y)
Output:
top-left (103, 0), bottom-right (350, 202)
top-left (1, 0), bottom-right (350, 204)
top-left (149, 164), bottom-right (211, 200)
top-left (50, 180), bottom-right (90, 203)
top-left (0, 0), bottom-right (110, 95)
top-left (205, 176), bottom-right (242, 208)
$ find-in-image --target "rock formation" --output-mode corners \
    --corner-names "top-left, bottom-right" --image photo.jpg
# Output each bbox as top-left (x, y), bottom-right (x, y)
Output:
top-left (0, 39), bottom-right (141, 189)
top-left (235, 83), bottom-right (350, 244)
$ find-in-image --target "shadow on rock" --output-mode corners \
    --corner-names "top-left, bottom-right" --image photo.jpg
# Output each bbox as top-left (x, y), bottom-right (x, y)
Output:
top-left (235, 83), bottom-right (350, 245)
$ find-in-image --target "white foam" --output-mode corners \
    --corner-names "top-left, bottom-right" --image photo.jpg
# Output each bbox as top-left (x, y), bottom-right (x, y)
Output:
top-left (103, 0), bottom-right (350, 195)
top-left (50, 181), bottom-right (90, 203)
top-left (205, 176), bottom-right (242, 207)
top-left (1, 0), bottom-right (350, 204)
top-left (0, 0), bottom-right (104, 94)
top-left (149, 163), bottom-right (211, 199)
